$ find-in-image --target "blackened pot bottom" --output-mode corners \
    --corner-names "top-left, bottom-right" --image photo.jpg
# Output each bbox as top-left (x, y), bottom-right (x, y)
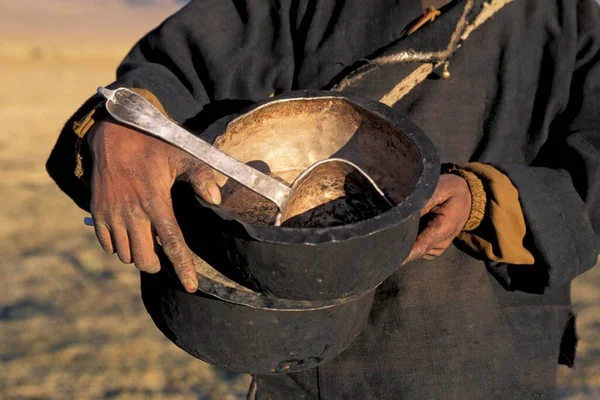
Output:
top-left (140, 253), bottom-right (376, 375)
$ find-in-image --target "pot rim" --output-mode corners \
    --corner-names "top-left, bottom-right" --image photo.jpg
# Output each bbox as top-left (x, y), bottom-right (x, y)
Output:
top-left (197, 90), bottom-right (440, 245)
top-left (192, 256), bottom-right (377, 311)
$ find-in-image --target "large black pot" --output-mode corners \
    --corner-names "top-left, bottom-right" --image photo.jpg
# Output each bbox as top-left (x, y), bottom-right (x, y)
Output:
top-left (141, 252), bottom-right (375, 375)
top-left (140, 91), bottom-right (438, 374)
top-left (191, 91), bottom-right (439, 300)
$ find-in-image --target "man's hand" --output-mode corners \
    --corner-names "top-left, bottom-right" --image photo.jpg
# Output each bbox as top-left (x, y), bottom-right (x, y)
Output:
top-left (87, 119), bottom-right (221, 293)
top-left (404, 174), bottom-right (472, 263)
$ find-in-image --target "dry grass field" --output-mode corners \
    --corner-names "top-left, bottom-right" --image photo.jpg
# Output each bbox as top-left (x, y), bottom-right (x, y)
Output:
top-left (0, 3), bottom-right (250, 399)
top-left (0, 1), bottom-right (598, 399)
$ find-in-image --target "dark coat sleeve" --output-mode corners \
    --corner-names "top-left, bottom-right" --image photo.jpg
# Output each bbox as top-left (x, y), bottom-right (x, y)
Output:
top-left (487, 0), bottom-right (600, 293)
top-left (46, 0), bottom-right (299, 211)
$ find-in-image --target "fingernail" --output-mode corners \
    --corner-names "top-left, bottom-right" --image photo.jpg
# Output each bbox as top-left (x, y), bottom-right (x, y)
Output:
top-left (182, 278), bottom-right (197, 293)
top-left (207, 184), bottom-right (221, 205)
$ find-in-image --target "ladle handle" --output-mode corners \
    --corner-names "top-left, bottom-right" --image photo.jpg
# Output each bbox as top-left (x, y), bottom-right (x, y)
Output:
top-left (97, 87), bottom-right (291, 209)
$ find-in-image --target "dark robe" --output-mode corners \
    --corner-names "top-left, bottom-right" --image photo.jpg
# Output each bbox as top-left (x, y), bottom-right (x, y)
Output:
top-left (47, 0), bottom-right (600, 398)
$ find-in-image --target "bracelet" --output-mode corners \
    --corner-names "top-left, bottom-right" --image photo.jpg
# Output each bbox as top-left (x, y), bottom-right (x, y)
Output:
top-left (73, 99), bottom-right (107, 139)
top-left (441, 163), bottom-right (487, 231)
top-left (73, 99), bottom-right (107, 181)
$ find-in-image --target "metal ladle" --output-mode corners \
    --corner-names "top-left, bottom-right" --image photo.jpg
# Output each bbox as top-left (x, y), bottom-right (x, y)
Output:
top-left (97, 87), bottom-right (393, 226)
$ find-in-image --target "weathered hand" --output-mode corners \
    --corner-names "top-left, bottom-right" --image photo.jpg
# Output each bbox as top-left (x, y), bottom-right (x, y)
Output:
top-left (87, 118), bottom-right (221, 293)
top-left (404, 174), bottom-right (472, 263)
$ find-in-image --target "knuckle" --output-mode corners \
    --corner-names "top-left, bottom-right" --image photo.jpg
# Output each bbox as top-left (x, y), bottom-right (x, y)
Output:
top-left (156, 217), bottom-right (179, 236)
top-left (159, 228), bottom-right (185, 256)
top-left (92, 204), bottom-right (124, 227)
top-left (119, 202), bottom-right (144, 220)
top-left (192, 164), bottom-right (214, 181)
top-left (140, 190), bottom-right (167, 213)
top-left (162, 239), bottom-right (186, 261)
top-left (90, 202), bottom-right (108, 220)
top-left (153, 212), bottom-right (190, 265)
top-left (139, 197), bottom-right (155, 213)
top-left (173, 155), bottom-right (196, 176)
top-left (93, 216), bottom-right (110, 228)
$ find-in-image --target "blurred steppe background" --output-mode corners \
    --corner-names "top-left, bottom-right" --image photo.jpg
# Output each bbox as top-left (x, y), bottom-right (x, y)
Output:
top-left (0, 0), bottom-right (598, 399)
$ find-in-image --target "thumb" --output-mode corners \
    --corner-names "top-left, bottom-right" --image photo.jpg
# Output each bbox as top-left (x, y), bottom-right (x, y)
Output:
top-left (189, 164), bottom-right (221, 205)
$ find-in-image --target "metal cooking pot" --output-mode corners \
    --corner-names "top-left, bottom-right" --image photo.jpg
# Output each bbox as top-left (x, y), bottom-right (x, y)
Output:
top-left (189, 91), bottom-right (439, 300)
top-left (141, 250), bottom-right (375, 375)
